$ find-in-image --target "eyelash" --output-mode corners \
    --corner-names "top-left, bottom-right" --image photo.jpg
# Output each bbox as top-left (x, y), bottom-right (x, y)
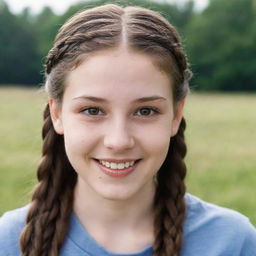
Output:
top-left (81, 106), bottom-right (160, 117)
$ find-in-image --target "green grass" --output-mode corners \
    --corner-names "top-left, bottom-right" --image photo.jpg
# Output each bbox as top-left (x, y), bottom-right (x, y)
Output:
top-left (185, 93), bottom-right (256, 225)
top-left (0, 87), bottom-right (46, 211)
top-left (0, 87), bottom-right (255, 226)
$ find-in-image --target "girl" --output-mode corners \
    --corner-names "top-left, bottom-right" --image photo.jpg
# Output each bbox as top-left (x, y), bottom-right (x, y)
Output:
top-left (0, 4), bottom-right (255, 256)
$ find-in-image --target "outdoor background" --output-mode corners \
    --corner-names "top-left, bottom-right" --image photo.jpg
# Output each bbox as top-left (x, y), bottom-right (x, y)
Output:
top-left (0, 0), bottom-right (255, 225)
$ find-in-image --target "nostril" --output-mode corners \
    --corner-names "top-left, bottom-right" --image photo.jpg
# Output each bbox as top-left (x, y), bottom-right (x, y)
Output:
top-left (103, 137), bottom-right (135, 150)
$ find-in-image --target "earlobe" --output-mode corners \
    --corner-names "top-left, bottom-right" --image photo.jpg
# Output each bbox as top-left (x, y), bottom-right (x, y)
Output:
top-left (171, 99), bottom-right (186, 137)
top-left (48, 98), bottom-right (64, 135)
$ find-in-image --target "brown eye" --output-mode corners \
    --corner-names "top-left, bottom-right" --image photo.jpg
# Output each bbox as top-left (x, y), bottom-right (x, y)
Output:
top-left (136, 107), bottom-right (159, 117)
top-left (139, 108), bottom-right (151, 116)
top-left (83, 107), bottom-right (102, 116)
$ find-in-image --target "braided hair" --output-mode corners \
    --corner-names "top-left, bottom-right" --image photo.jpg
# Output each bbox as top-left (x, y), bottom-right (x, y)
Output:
top-left (20, 4), bottom-right (191, 256)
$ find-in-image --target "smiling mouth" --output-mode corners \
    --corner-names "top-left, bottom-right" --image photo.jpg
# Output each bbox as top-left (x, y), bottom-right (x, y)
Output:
top-left (93, 159), bottom-right (141, 170)
top-left (94, 158), bottom-right (141, 178)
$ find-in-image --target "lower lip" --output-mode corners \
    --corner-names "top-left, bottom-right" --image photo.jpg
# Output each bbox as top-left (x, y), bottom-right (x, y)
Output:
top-left (95, 160), bottom-right (140, 178)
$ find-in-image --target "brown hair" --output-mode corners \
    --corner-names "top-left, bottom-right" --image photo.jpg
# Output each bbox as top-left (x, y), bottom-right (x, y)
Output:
top-left (20, 4), bottom-right (191, 256)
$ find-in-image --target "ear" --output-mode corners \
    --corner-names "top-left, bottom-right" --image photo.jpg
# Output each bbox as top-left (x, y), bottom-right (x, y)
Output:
top-left (48, 98), bottom-right (64, 135)
top-left (171, 98), bottom-right (186, 137)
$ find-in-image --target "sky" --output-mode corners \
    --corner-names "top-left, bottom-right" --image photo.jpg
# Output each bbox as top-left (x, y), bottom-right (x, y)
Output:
top-left (4, 0), bottom-right (209, 14)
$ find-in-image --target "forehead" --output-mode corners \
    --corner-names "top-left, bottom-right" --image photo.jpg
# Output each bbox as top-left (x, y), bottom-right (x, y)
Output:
top-left (64, 48), bottom-right (173, 100)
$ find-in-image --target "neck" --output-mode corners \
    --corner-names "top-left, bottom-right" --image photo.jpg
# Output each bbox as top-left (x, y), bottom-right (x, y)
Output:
top-left (73, 178), bottom-right (155, 231)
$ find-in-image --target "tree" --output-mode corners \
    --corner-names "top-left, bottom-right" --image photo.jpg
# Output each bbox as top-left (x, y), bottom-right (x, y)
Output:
top-left (186, 0), bottom-right (256, 91)
top-left (0, 2), bottom-right (41, 85)
top-left (33, 6), bottom-right (60, 58)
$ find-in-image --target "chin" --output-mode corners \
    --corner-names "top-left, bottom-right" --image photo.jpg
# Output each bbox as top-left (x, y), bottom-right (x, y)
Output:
top-left (97, 187), bottom-right (138, 201)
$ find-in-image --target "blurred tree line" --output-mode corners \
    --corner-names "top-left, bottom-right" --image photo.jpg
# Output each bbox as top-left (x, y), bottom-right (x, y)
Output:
top-left (0, 0), bottom-right (255, 91)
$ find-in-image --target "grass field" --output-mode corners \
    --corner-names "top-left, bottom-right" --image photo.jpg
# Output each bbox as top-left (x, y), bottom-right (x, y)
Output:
top-left (0, 87), bottom-right (255, 225)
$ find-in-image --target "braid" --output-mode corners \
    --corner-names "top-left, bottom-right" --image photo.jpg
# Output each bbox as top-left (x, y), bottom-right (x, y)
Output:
top-left (153, 117), bottom-right (187, 256)
top-left (45, 6), bottom-right (124, 75)
top-left (19, 104), bottom-right (77, 256)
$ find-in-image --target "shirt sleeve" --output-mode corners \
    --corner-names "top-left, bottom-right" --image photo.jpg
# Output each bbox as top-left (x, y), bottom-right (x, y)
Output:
top-left (0, 206), bottom-right (28, 256)
top-left (240, 217), bottom-right (256, 256)
top-left (183, 194), bottom-right (256, 256)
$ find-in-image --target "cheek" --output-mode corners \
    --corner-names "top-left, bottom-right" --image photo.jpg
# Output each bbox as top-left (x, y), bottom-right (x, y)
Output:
top-left (62, 121), bottom-right (100, 156)
top-left (150, 133), bottom-right (170, 162)
top-left (138, 123), bottom-right (171, 157)
top-left (139, 128), bottom-right (171, 177)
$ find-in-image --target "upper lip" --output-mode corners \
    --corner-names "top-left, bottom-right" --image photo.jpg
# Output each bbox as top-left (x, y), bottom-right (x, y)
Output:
top-left (94, 158), bottom-right (141, 163)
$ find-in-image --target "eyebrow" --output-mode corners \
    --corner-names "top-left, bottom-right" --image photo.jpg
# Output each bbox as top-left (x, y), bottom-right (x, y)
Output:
top-left (72, 95), bottom-right (167, 103)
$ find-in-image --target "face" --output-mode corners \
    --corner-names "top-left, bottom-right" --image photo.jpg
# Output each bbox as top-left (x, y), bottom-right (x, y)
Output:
top-left (49, 48), bottom-right (184, 202)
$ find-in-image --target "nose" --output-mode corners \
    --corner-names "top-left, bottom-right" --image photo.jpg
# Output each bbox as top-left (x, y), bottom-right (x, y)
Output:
top-left (103, 118), bottom-right (135, 151)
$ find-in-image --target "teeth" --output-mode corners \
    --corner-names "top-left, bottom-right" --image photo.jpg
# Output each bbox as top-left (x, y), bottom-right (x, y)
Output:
top-left (99, 160), bottom-right (135, 170)
top-left (117, 163), bottom-right (125, 169)
top-left (110, 163), bottom-right (117, 169)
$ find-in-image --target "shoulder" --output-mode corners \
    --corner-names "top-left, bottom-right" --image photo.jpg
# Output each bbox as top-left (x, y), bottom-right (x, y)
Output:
top-left (0, 205), bottom-right (30, 255)
top-left (184, 193), bottom-right (255, 230)
top-left (183, 194), bottom-right (256, 256)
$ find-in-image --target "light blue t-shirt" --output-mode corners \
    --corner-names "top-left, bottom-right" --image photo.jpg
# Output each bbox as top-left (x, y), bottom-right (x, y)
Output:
top-left (0, 194), bottom-right (256, 256)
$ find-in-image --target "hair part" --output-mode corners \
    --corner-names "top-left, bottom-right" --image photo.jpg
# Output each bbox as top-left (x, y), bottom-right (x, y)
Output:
top-left (20, 3), bottom-right (191, 256)
top-left (45, 4), bottom-right (191, 102)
